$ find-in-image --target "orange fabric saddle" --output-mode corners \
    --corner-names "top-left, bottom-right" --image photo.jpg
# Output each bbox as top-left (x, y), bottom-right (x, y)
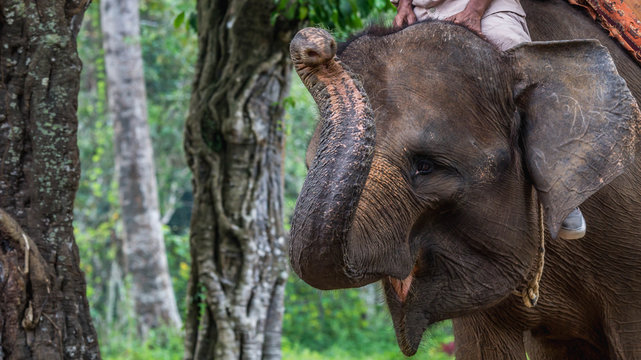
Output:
top-left (568, 0), bottom-right (641, 62)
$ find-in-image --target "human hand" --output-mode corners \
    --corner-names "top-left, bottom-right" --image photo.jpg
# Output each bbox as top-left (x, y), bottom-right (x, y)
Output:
top-left (393, 0), bottom-right (417, 28)
top-left (445, 8), bottom-right (483, 34)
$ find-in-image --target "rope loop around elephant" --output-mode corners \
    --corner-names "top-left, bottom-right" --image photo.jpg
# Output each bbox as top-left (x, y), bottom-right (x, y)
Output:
top-left (513, 201), bottom-right (546, 308)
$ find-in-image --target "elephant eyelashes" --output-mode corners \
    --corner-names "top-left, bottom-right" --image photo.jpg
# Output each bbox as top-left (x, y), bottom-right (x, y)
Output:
top-left (414, 159), bottom-right (434, 175)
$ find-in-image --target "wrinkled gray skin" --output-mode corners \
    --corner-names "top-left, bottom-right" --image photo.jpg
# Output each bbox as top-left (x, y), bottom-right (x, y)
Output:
top-left (289, 0), bottom-right (641, 358)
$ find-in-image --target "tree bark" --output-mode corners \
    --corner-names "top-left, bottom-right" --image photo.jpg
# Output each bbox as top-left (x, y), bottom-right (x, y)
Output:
top-left (0, 0), bottom-right (100, 358)
top-left (183, 1), bottom-right (300, 359)
top-left (100, 0), bottom-right (182, 336)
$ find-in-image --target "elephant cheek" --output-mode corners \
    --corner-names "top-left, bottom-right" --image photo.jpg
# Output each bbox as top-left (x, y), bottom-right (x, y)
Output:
top-left (347, 158), bottom-right (423, 280)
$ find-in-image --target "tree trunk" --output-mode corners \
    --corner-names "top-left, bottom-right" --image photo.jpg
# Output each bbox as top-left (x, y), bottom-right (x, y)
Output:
top-left (183, 1), bottom-right (300, 358)
top-left (0, 0), bottom-right (100, 358)
top-left (100, 0), bottom-right (182, 336)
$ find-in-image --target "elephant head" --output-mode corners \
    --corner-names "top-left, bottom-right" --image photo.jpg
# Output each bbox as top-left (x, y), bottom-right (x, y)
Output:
top-left (289, 23), bottom-right (640, 356)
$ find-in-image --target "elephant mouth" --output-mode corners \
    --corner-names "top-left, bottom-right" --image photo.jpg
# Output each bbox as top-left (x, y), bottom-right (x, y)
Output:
top-left (388, 266), bottom-right (417, 303)
top-left (385, 264), bottom-right (429, 357)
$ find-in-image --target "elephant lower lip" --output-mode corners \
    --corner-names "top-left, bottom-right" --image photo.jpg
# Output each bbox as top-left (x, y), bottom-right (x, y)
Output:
top-left (386, 263), bottom-right (427, 356)
top-left (400, 335), bottom-right (421, 357)
top-left (397, 313), bottom-right (424, 357)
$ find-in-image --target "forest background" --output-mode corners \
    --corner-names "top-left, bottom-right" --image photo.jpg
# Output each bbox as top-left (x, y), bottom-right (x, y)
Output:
top-left (73, 0), bottom-right (454, 358)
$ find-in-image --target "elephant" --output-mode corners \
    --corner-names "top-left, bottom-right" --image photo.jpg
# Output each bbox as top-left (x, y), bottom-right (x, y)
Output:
top-left (288, 0), bottom-right (641, 358)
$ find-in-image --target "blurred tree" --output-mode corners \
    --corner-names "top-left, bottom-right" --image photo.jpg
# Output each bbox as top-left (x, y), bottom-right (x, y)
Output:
top-left (183, 0), bottom-right (393, 359)
top-left (0, 0), bottom-right (100, 358)
top-left (74, 0), bottom-right (197, 342)
top-left (100, 0), bottom-right (182, 336)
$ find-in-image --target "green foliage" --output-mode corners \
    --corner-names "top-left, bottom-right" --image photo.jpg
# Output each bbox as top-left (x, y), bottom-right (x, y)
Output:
top-left (284, 279), bottom-right (391, 353)
top-left (283, 74), bottom-right (317, 227)
top-left (283, 322), bottom-right (455, 360)
top-left (164, 230), bottom-right (191, 316)
top-left (273, 0), bottom-right (395, 38)
top-left (100, 326), bottom-right (184, 360)
top-left (283, 276), bottom-right (454, 359)
top-left (139, 0), bottom-right (195, 214)
top-left (75, 5), bottom-right (120, 327)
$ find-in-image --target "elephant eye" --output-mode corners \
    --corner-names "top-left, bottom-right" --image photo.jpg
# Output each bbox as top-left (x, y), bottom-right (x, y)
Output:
top-left (415, 159), bottom-right (434, 175)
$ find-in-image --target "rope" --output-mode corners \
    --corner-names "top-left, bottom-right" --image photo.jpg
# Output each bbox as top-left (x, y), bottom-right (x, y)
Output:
top-left (521, 201), bottom-right (546, 308)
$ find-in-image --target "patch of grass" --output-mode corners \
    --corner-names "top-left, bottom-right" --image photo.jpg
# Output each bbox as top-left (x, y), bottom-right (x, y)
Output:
top-left (100, 326), bottom-right (184, 360)
top-left (283, 321), bottom-right (455, 360)
top-left (97, 320), bottom-right (454, 359)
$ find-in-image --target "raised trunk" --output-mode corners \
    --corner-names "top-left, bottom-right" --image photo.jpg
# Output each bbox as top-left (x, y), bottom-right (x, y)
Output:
top-left (289, 28), bottom-right (403, 290)
top-left (100, 0), bottom-right (182, 336)
top-left (0, 0), bottom-right (100, 358)
top-left (182, 1), bottom-right (299, 359)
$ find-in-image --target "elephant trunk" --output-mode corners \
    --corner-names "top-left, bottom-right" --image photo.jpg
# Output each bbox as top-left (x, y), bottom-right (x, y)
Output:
top-left (289, 28), bottom-right (377, 289)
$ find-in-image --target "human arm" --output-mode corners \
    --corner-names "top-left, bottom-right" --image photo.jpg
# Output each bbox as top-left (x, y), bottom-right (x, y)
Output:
top-left (393, 0), bottom-right (417, 28)
top-left (445, 0), bottom-right (494, 34)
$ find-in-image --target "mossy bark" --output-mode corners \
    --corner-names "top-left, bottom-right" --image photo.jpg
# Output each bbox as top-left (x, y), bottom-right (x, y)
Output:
top-left (183, 1), bottom-right (300, 359)
top-left (0, 0), bottom-right (100, 358)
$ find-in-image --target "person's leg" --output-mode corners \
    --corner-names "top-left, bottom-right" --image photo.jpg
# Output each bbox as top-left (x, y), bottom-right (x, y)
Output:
top-left (480, 11), bottom-right (530, 51)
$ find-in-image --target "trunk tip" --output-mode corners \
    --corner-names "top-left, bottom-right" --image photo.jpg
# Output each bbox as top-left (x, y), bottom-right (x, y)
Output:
top-left (290, 27), bottom-right (337, 67)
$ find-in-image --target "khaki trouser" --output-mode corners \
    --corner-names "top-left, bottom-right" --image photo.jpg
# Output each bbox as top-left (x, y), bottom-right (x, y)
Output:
top-left (392, 0), bottom-right (531, 50)
top-left (476, 11), bottom-right (531, 50)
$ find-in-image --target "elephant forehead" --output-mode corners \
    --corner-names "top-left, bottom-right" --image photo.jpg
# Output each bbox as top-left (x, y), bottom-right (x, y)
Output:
top-left (374, 62), bottom-right (513, 151)
top-left (374, 84), bottom-right (506, 147)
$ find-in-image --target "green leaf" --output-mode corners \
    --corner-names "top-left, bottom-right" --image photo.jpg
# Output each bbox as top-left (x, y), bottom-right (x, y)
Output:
top-left (285, 3), bottom-right (297, 20)
top-left (173, 11), bottom-right (185, 29)
top-left (299, 5), bottom-right (309, 20)
top-left (276, 0), bottom-right (289, 11)
top-left (331, 8), bottom-right (339, 25)
top-left (188, 12), bottom-right (198, 32)
top-left (283, 96), bottom-right (296, 109)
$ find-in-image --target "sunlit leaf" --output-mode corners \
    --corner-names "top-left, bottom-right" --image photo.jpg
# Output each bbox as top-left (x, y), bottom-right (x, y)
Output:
top-left (173, 11), bottom-right (185, 29)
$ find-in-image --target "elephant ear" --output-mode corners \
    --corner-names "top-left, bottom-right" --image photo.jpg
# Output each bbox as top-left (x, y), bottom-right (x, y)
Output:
top-left (510, 40), bottom-right (640, 239)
